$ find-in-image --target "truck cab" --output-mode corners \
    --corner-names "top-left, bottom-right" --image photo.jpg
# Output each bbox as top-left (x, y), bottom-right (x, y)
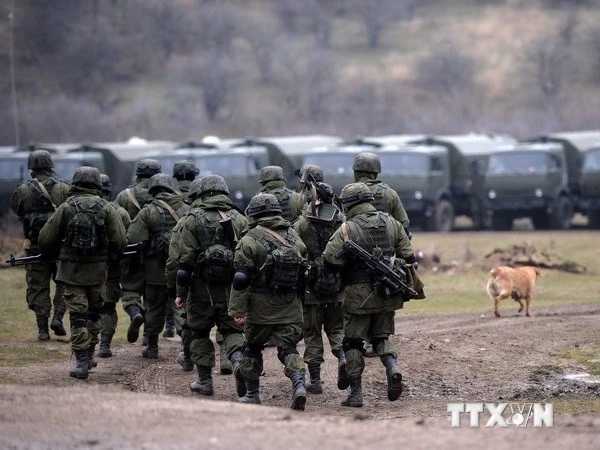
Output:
top-left (580, 142), bottom-right (600, 228)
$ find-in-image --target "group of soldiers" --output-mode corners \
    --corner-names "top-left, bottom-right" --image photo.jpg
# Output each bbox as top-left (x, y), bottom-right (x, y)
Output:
top-left (10, 149), bottom-right (424, 410)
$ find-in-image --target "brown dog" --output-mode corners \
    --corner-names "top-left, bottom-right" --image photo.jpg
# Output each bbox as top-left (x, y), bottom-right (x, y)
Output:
top-left (486, 265), bottom-right (541, 317)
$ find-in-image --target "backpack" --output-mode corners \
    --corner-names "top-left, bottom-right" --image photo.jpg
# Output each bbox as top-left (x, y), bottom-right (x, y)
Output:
top-left (150, 200), bottom-right (180, 264)
top-left (311, 256), bottom-right (341, 295)
top-left (61, 198), bottom-right (107, 262)
top-left (24, 178), bottom-right (57, 243)
top-left (191, 209), bottom-right (235, 283)
top-left (249, 225), bottom-right (308, 292)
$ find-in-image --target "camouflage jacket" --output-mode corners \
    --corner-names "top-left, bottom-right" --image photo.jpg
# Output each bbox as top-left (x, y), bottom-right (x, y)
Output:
top-left (177, 180), bottom-right (192, 202)
top-left (10, 170), bottom-right (70, 247)
top-left (229, 215), bottom-right (307, 324)
top-left (323, 202), bottom-right (414, 314)
top-left (38, 185), bottom-right (126, 286)
top-left (259, 180), bottom-right (303, 223)
top-left (115, 178), bottom-right (151, 220)
top-left (107, 201), bottom-right (131, 279)
top-left (356, 175), bottom-right (410, 229)
top-left (175, 194), bottom-right (248, 302)
top-left (127, 191), bottom-right (189, 285)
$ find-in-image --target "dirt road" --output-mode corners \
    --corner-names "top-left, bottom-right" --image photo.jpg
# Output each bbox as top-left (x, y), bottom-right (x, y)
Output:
top-left (1, 303), bottom-right (599, 448)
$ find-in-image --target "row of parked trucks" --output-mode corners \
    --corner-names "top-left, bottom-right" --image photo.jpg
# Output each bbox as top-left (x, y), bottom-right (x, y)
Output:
top-left (2, 131), bottom-right (600, 231)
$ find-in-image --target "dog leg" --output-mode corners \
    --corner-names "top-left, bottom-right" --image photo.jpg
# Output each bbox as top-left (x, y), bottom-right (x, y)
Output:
top-left (494, 292), bottom-right (510, 317)
top-left (516, 298), bottom-right (524, 314)
top-left (525, 295), bottom-right (531, 317)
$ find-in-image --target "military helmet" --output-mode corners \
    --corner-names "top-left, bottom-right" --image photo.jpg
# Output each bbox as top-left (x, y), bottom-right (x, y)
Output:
top-left (135, 158), bottom-right (162, 178)
top-left (27, 150), bottom-right (54, 170)
top-left (100, 174), bottom-right (112, 195)
top-left (72, 166), bottom-right (102, 189)
top-left (197, 175), bottom-right (230, 197)
top-left (148, 173), bottom-right (177, 195)
top-left (299, 164), bottom-right (324, 183)
top-left (339, 182), bottom-right (374, 209)
top-left (258, 165), bottom-right (286, 184)
top-left (352, 152), bottom-right (381, 174)
top-left (187, 178), bottom-right (204, 200)
top-left (172, 160), bottom-right (199, 181)
top-left (245, 193), bottom-right (282, 218)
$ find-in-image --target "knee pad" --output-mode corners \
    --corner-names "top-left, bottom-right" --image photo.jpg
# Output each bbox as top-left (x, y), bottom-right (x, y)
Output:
top-left (370, 337), bottom-right (386, 352)
top-left (69, 312), bottom-right (87, 329)
top-left (276, 343), bottom-right (299, 365)
top-left (244, 344), bottom-right (263, 359)
top-left (343, 338), bottom-right (365, 355)
top-left (101, 302), bottom-right (116, 314)
top-left (87, 307), bottom-right (101, 322)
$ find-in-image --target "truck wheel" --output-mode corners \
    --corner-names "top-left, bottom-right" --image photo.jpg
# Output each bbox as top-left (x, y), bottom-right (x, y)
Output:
top-left (550, 196), bottom-right (573, 230)
top-left (491, 213), bottom-right (512, 231)
top-left (431, 200), bottom-right (454, 232)
top-left (531, 213), bottom-right (549, 230)
top-left (588, 210), bottom-right (600, 229)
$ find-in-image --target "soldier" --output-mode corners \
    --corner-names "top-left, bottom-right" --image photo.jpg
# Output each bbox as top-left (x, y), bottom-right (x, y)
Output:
top-left (97, 174), bottom-right (131, 358)
top-left (114, 159), bottom-right (161, 344)
top-left (174, 175), bottom-right (247, 396)
top-left (10, 150), bottom-right (70, 341)
top-left (127, 174), bottom-right (189, 359)
top-left (322, 182), bottom-right (418, 407)
top-left (38, 166), bottom-right (126, 379)
top-left (293, 166), bottom-right (347, 394)
top-left (257, 165), bottom-right (303, 223)
top-left (228, 193), bottom-right (309, 410)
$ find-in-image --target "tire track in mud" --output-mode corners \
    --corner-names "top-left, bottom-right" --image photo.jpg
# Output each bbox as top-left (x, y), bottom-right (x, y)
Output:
top-left (134, 363), bottom-right (168, 395)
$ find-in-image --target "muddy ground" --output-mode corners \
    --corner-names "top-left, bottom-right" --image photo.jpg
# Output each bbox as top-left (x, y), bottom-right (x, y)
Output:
top-left (1, 302), bottom-right (599, 449)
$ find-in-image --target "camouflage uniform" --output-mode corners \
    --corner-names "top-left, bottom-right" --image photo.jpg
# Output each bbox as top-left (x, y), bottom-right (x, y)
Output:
top-left (229, 193), bottom-right (309, 410)
top-left (114, 159), bottom-right (161, 343)
top-left (97, 174), bottom-right (131, 358)
top-left (293, 169), bottom-right (347, 394)
top-left (174, 176), bottom-right (247, 396)
top-left (10, 150), bottom-right (70, 341)
top-left (323, 182), bottom-right (417, 407)
top-left (127, 174), bottom-right (189, 359)
top-left (38, 167), bottom-right (126, 379)
top-left (258, 166), bottom-right (303, 223)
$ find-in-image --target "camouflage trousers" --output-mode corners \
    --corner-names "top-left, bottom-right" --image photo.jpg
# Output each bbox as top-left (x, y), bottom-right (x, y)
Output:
top-left (120, 260), bottom-right (145, 313)
top-left (100, 276), bottom-right (121, 336)
top-left (302, 302), bottom-right (344, 365)
top-left (144, 284), bottom-right (168, 336)
top-left (25, 248), bottom-right (65, 317)
top-left (186, 299), bottom-right (244, 368)
top-left (63, 283), bottom-right (105, 352)
top-left (238, 322), bottom-right (306, 380)
top-left (343, 311), bottom-right (397, 378)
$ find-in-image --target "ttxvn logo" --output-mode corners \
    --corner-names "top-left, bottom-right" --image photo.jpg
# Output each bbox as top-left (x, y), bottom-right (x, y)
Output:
top-left (447, 403), bottom-right (554, 428)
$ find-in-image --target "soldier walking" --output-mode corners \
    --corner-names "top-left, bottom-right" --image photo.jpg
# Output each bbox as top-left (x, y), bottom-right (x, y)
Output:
top-left (10, 150), bottom-right (70, 341)
top-left (174, 176), bottom-right (247, 396)
top-left (323, 182), bottom-right (419, 407)
top-left (38, 167), bottom-right (126, 379)
top-left (257, 166), bottom-right (303, 223)
top-left (228, 193), bottom-right (309, 410)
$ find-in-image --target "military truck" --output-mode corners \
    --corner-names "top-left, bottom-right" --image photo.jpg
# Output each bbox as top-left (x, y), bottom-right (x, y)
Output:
top-left (580, 141), bottom-right (600, 228)
top-left (404, 134), bottom-right (517, 231)
top-left (483, 131), bottom-right (600, 230)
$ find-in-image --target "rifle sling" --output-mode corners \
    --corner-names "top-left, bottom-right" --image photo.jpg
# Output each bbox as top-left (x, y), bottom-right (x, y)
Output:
top-left (126, 188), bottom-right (141, 211)
top-left (255, 225), bottom-right (287, 245)
top-left (156, 199), bottom-right (179, 222)
top-left (34, 179), bottom-right (56, 210)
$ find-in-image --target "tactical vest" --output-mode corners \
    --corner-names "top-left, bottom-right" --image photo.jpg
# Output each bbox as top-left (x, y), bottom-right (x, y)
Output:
top-left (370, 183), bottom-right (389, 214)
top-left (342, 212), bottom-right (395, 285)
top-left (270, 187), bottom-right (295, 222)
top-left (23, 178), bottom-right (58, 244)
top-left (305, 217), bottom-right (342, 296)
top-left (59, 197), bottom-right (108, 263)
top-left (147, 200), bottom-right (179, 263)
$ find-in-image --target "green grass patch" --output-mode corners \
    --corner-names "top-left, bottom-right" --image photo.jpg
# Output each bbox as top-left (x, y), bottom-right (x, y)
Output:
top-left (559, 344), bottom-right (600, 376)
top-left (552, 398), bottom-right (600, 415)
top-left (0, 346), bottom-right (66, 367)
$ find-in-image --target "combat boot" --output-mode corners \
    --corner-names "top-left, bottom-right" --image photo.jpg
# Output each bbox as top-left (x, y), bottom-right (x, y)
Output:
top-left (334, 349), bottom-right (349, 390)
top-left (97, 334), bottom-right (113, 358)
top-left (382, 355), bottom-right (403, 401)
top-left (219, 342), bottom-right (233, 374)
top-left (341, 377), bottom-right (363, 407)
top-left (142, 334), bottom-right (159, 359)
top-left (163, 306), bottom-right (175, 338)
top-left (88, 345), bottom-right (98, 370)
top-left (36, 315), bottom-right (50, 341)
top-left (190, 365), bottom-right (214, 396)
top-left (69, 350), bottom-right (89, 380)
top-left (305, 363), bottom-right (323, 394)
top-left (237, 378), bottom-right (261, 404)
top-left (126, 306), bottom-right (144, 343)
top-left (142, 331), bottom-right (148, 346)
top-left (50, 307), bottom-right (67, 337)
top-left (176, 343), bottom-right (193, 372)
top-left (289, 372), bottom-right (307, 411)
top-left (230, 350), bottom-right (246, 398)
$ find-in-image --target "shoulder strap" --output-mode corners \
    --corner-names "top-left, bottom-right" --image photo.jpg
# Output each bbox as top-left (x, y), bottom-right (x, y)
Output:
top-left (218, 210), bottom-right (238, 242)
top-left (126, 188), bottom-right (141, 211)
top-left (33, 179), bottom-right (57, 210)
top-left (156, 199), bottom-right (180, 222)
top-left (255, 224), bottom-right (288, 245)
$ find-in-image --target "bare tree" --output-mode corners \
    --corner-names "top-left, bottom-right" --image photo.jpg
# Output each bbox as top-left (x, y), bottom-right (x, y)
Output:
top-left (276, 0), bottom-right (303, 33)
top-left (195, 2), bottom-right (242, 53)
top-left (523, 36), bottom-right (570, 98)
top-left (305, 0), bottom-right (337, 47)
top-left (416, 44), bottom-right (478, 96)
top-left (241, 11), bottom-right (281, 82)
top-left (588, 26), bottom-right (600, 84)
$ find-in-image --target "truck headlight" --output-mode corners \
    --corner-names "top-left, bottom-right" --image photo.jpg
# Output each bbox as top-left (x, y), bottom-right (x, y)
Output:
top-left (535, 188), bottom-right (543, 198)
top-left (414, 190), bottom-right (423, 200)
top-left (488, 190), bottom-right (496, 199)
top-left (235, 190), bottom-right (243, 200)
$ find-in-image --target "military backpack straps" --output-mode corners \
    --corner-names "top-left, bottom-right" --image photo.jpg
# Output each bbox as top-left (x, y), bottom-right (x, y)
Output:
top-left (125, 187), bottom-right (142, 211)
top-left (23, 178), bottom-right (58, 243)
top-left (271, 187), bottom-right (295, 222)
top-left (370, 183), bottom-right (388, 213)
top-left (248, 225), bottom-right (308, 292)
top-left (192, 209), bottom-right (235, 283)
top-left (60, 197), bottom-right (108, 262)
top-left (149, 199), bottom-right (180, 264)
top-left (306, 218), bottom-right (342, 296)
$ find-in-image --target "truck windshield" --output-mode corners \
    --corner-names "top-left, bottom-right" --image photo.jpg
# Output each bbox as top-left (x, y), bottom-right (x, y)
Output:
top-left (380, 153), bottom-right (430, 175)
top-left (583, 149), bottom-right (600, 172)
top-left (487, 152), bottom-right (550, 175)
top-left (195, 154), bottom-right (257, 177)
top-left (304, 153), bottom-right (356, 175)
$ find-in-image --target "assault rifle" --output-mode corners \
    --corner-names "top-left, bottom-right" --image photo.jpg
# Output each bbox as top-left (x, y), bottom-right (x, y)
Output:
top-left (304, 174), bottom-right (342, 223)
top-left (335, 239), bottom-right (418, 298)
top-left (5, 242), bottom-right (143, 267)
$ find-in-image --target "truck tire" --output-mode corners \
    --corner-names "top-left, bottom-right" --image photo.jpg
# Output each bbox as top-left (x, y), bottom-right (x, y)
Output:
top-left (588, 209), bottom-right (600, 229)
top-left (491, 213), bottom-right (512, 231)
top-left (427, 200), bottom-right (454, 232)
top-left (531, 212), bottom-right (550, 230)
top-left (550, 196), bottom-right (573, 230)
